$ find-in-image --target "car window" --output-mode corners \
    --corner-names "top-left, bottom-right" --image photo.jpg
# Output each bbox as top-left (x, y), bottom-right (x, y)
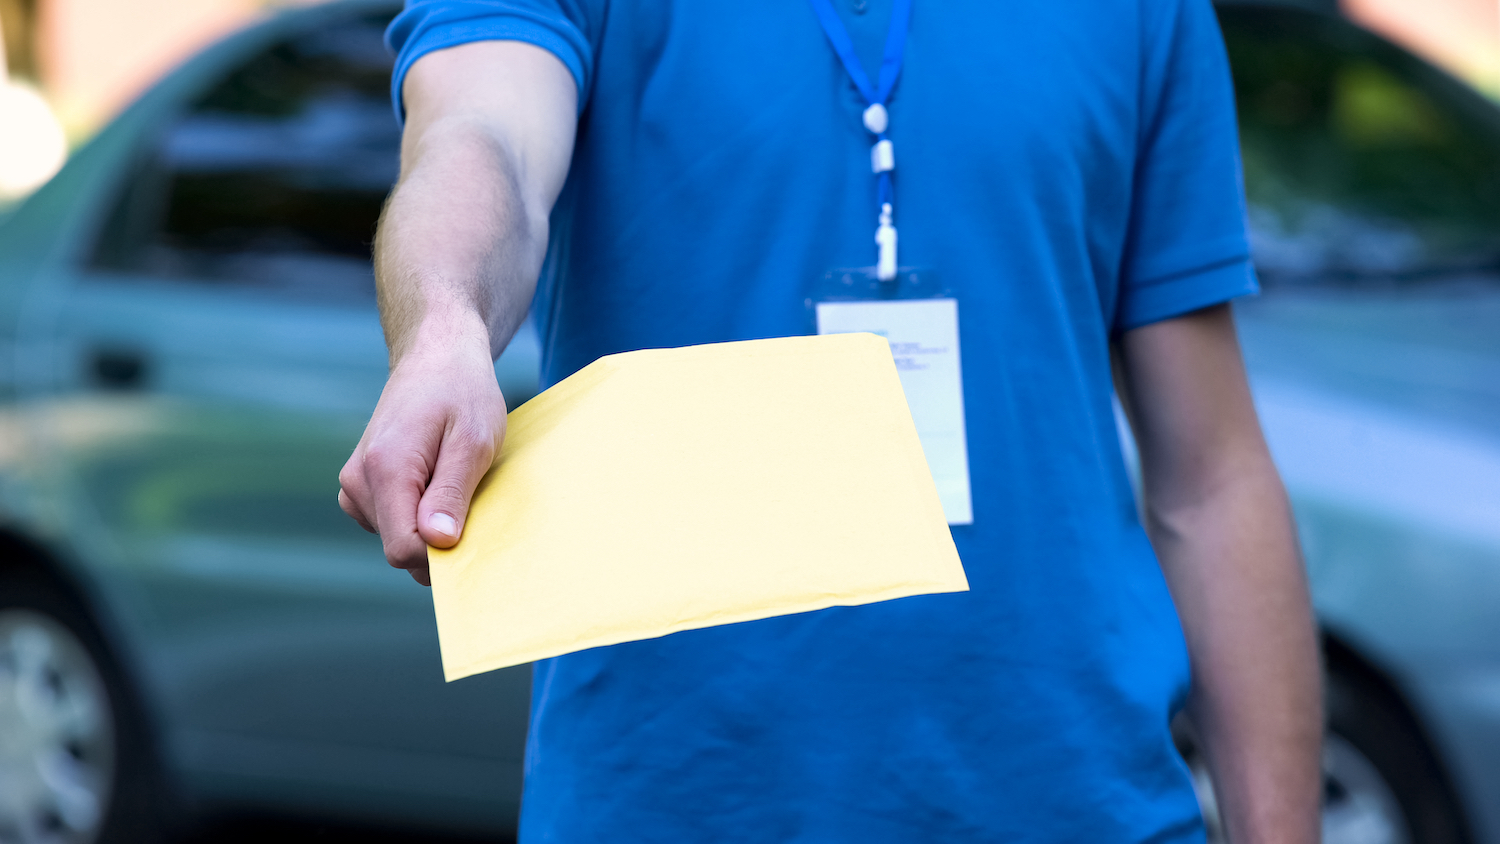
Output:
top-left (1219, 6), bottom-right (1500, 283)
top-left (88, 12), bottom-right (399, 302)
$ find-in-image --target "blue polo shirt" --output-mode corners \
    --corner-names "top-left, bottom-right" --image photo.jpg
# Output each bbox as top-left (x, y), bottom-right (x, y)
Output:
top-left (390, 1), bottom-right (1256, 840)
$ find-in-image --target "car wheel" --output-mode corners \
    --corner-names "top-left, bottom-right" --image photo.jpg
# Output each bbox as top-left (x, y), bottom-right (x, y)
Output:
top-left (1180, 667), bottom-right (1470, 844)
top-left (0, 568), bottom-right (172, 844)
top-left (1323, 666), bottom-right (1471, 844)
top-left (1319, 731), bottom-right (1411, 844)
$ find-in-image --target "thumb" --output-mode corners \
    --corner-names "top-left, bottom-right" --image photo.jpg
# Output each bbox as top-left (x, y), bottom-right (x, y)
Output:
top-left (417, 428), bottom-right (497, 549)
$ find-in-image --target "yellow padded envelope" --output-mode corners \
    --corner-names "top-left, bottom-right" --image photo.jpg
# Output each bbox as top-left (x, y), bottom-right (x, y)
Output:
top-left (428, 332), bottom-right (968, 681)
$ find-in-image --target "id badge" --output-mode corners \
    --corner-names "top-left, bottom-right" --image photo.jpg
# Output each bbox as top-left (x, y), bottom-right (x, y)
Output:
top-left (808, 268), bottom-right (973, 525)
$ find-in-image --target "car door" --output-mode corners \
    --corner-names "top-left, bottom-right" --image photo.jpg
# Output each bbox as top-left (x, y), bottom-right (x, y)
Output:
top-left (32, 9), bottom-right (534, 827)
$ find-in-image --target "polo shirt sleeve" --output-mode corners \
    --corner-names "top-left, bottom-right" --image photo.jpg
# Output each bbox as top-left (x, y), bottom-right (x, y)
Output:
top-left (384, 0), bottom-right (596, 122)
top-left (1115, 0), bottom-right (1259, 333)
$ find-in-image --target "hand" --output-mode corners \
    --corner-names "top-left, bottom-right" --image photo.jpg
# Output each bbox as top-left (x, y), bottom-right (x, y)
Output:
top-left (339, 319), bottom-right (507, 586)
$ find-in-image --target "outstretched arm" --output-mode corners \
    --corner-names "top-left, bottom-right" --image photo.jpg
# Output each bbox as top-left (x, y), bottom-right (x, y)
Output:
top-left (1117, 303), bottom-right (1322, 844)
top-left (339, 41), bottom-right (577, 585)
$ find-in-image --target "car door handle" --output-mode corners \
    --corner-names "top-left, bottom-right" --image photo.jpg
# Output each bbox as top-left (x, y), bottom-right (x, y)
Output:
top-left (88, 347), bottom-right (149, 390)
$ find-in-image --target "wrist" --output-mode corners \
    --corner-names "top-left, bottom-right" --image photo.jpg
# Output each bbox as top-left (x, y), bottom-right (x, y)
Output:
top-left (388, 302), bottom-right (493, 370)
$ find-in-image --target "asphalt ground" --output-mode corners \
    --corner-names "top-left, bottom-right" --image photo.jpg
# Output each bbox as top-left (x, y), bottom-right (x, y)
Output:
top-left (181, 816), bottom-right (510, 843)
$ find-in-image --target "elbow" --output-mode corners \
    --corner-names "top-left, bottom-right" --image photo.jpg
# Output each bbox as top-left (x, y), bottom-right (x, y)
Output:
top-left (1141, 451), bottom-right (1291, 542)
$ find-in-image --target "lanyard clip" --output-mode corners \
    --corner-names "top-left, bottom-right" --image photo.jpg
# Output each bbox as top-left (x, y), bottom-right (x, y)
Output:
top-left (876, 203), bottom-right (897, 281)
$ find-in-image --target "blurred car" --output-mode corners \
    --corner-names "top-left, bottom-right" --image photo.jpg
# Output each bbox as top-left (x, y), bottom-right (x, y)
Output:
top-left (0, 3), bottom-right (535, 841)
top-left (0, 0), bottom-right (1497, 842)
top-left (1206, 4), bottom-right (1500, 843)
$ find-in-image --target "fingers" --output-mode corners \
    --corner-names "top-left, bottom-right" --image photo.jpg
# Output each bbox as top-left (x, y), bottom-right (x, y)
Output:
top-left (339, 428), bottom-right (435, 581)
top-left (418, 421), bottom-right (498, 549)
top-left (364, 431), bottom-right (439, 572)
top-left (337, 485), bottom-right (376, 534)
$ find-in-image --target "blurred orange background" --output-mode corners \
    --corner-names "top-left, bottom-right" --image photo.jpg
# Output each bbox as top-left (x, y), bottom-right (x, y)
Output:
top-left (0, 0), bottom-right (1497, 144)
top-left (2, 0), bottom-right (321, 136)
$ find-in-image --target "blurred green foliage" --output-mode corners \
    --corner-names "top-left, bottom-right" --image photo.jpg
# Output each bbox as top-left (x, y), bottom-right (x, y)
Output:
top-left (1221, 6), bottom-right (1500, 275)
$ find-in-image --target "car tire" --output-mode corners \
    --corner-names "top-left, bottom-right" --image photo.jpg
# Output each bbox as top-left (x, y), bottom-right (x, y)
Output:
top-left (1324, 666), bottom-right (1471, 844)
top-left (0, 566), bottom-right (175, 844)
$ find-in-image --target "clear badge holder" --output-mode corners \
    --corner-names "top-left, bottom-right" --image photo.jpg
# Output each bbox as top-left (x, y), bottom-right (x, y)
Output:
top-left (805, 266), bottom-right (947, 329)
top-left (805, 266), bottom-right (973, 526)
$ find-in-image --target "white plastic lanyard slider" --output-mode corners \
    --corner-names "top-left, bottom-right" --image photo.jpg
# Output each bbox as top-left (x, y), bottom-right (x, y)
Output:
top-left (875, 202), bottom-right (897, 281)
top-left (865, 102), bottom-right (896, 281)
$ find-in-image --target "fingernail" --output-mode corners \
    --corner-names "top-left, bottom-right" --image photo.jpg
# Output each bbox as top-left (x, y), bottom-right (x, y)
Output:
top-left (429, 513), bottom-right (458, 537)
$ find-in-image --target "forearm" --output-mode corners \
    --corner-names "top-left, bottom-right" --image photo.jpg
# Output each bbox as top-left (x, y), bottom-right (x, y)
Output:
top-left (374, 40), bottom-right (577, 367)
top-left (1147, 453), bottom-right (1322, 844)
top-left (374, 120), bottom-right (546, 366)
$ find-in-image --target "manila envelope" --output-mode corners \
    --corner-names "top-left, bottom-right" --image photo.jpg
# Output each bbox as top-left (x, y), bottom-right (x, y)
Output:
top-left (428, 332), bottom-right (968, 681)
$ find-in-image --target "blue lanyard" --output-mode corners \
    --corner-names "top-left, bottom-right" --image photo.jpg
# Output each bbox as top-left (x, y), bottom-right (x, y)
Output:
top-left (807, 0), bottom-right (912, 279)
